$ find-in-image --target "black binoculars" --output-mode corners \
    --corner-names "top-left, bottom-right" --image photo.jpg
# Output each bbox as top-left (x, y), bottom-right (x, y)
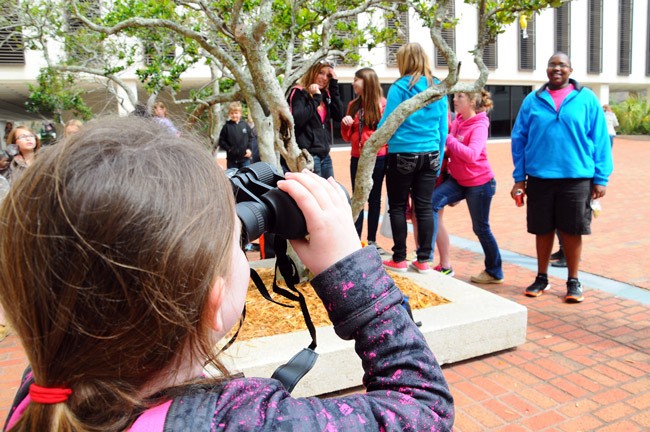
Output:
top-left (226, 162), bottom-right (308, 243)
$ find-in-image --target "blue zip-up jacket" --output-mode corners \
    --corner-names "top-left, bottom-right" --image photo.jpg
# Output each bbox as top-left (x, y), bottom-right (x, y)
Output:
top-left (511, 79), bottom-right (613, 185)
top-left (378, 76), bottom-right (448, 156)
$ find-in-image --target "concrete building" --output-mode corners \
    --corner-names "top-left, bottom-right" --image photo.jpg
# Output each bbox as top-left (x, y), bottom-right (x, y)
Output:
top-left (1, 0), bottom-right (649, 139)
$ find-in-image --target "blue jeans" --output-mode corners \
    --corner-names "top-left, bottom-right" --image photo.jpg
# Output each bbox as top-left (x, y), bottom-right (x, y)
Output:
top-left (312, 154), bottom-right (334, 179)
top-left (350, 155), bottom-right (386, 242)
top-left (431, 177), bottom-right (503, 279)
top-left (226, 158), bottom-right (251, 170)
top-left (386, 151), bottom-right (440, 262)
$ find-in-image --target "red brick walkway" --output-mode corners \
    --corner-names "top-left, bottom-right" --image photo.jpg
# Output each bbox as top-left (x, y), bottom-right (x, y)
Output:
top-left (1, 137), bottom-right (649, 430)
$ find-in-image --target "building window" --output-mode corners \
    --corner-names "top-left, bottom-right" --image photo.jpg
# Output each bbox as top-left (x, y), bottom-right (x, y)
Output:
top-left (334, 16), bottom-right (358, 66)
top-left (518, 14), bottom-right (535, 70)
top-left (485, 85), bottom-right (533, 138)
top-left (385, 10), bottom-right (409, 67)
top-left (587, 0), bottom-right (602, 74)
top-left (435, 1), bottom-right (455, 68)
top-left (0, 27), bottom-right (25, 64)
top-left (482, 40), bottom-right (498, 70)
top-left (555, 2), bottom-right (571, 56)
top-left (618, 0), bottom-right (633, 76)
top-left (66, 0), bottom-right (102, 64)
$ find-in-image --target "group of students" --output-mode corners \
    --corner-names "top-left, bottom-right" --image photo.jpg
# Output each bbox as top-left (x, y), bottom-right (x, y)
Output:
top-left (0, 45), bottom-right (614, 431)
top-left (277, 43), bottom-right (502, 284)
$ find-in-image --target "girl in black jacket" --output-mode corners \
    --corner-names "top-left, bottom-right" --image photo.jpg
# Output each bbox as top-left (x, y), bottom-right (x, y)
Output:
top-left (288, 60), bottom-right (343, 178)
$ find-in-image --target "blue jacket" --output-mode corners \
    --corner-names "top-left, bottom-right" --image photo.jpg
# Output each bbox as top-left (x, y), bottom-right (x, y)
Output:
top-left (511, 79), bottom-right (613, 185)
top-left (378, 76), bottom-right (448, 155)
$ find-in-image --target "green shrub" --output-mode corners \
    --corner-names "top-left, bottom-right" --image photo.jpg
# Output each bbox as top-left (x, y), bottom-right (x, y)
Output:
top-left (612, 98), bottom-right (650, 135)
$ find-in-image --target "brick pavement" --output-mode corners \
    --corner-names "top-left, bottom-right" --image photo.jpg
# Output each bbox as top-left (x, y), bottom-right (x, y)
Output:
top-left (1, 137), bottom-right (649, 430)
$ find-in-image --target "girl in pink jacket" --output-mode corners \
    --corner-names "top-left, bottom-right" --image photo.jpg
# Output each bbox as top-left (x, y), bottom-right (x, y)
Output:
top-left (431, 90), bottom-right (504, 284)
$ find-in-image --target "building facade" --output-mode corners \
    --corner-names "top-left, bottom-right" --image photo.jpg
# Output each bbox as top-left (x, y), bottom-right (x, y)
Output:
top-left (1, 0), bottom-right (649, 138)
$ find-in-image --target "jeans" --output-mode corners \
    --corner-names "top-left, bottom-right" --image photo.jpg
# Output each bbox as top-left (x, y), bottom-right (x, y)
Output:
top-left (431, 177), bottom-right (503, 279)
top-left (227, 158), bottom-right (251, 170)
top-left (386, 151), bottom-right (440, 262)
top-left (312, 154), bottom-right (334, 179)
top-left (350, 155), bottom-right (386, 242)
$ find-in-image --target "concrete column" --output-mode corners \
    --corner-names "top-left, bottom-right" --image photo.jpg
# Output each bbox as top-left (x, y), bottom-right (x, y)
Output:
top-left (590, 83), bottom-right (610, 105)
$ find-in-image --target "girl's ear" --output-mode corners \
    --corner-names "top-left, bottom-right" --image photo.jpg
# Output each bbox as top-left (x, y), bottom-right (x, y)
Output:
top-left (206, 277), bottom-right (226, 333)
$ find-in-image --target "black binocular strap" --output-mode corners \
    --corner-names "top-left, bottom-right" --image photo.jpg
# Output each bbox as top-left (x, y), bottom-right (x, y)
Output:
top-left (246, 237), bottom-right (319, 393)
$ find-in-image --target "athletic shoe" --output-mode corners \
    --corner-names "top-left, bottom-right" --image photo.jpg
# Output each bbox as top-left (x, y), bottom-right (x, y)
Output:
top-left (525, 275), bottom-right (550, 297)
top-left (470, 270), bottom-right (504, 284)
top-left (550, 249), bottom-right (564, 261)
top-left (410, 260), bottom-right (432, 273)
top-left (551, 257), bottom-right (567, 267)
top-left (368, 241), bottom-right (388, 255)
top-left (433, 264), bottom-right (455, 277)
top-left (383, 259), bottom-right (408, 273)
top-left (565, 279), bottom-right (584, 303)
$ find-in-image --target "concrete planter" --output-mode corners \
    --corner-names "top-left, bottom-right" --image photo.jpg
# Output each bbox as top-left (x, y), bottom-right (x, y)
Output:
top-left (214, 260), bottom-right (527, 398)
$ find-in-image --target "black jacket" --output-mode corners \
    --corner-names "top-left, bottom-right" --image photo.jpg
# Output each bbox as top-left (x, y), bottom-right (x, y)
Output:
top-left (218, 120), bottom-right (252, 162)
top-left (288, 80), bottom-right (343, 158)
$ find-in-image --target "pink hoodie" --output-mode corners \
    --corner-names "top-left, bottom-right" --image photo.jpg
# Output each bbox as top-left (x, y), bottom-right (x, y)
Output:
top-left (446, 111), bottom-right (494, 187)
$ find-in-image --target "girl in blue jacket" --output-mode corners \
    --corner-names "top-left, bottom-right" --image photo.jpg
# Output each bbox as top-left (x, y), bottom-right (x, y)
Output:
top-left (379, 43), bottom-right (448, 274)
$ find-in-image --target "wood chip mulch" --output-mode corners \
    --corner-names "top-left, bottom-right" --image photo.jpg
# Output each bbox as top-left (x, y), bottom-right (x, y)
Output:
top-left (234, 267), bottom-right (449, 341)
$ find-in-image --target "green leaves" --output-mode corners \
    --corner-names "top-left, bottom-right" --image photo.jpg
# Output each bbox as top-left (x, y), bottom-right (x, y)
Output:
top-left (26, 68), bottom-right (93, 123)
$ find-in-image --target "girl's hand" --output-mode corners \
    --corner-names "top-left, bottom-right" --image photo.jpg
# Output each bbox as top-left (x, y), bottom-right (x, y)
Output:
top-left (277, 170), bottom-right (360, 275)
top-left (308, 84), bottom-right (321, 96)
top-left (341, 115), bottom-right (354, 127)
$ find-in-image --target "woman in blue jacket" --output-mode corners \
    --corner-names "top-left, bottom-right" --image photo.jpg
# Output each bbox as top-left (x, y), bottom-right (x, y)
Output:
top-left (380, 43), bottom-right (448, 273)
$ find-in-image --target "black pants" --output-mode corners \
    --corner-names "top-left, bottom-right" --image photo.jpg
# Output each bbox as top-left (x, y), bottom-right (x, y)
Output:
top-left (386, 151), bottom-right (439, 262)
top-left (350, 155), bottom-right (386, 242)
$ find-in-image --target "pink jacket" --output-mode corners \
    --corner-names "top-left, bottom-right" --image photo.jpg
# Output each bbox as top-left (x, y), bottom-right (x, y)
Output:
top-left (446, 112), bottom-right (494, 187)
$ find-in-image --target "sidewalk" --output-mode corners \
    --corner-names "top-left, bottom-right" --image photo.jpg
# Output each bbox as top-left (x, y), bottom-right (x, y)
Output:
top-left (1, 138), bottom-right (649, 430)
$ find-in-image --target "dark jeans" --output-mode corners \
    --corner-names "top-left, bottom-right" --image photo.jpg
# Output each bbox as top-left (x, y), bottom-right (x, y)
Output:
top-left (312, 154), bottom-right (334, 179)
top-left (350, 155), bottom-right (386, 242)
top-left (386, 151), bottom-right (440, 262)
top-left (431, 177), bottom-right (503, 279)
top-left (226, 158), bottom-right (251, 170)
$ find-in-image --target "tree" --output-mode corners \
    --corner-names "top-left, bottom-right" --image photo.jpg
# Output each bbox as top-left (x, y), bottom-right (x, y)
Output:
top-left (3, 0), bottom-right (570, 216)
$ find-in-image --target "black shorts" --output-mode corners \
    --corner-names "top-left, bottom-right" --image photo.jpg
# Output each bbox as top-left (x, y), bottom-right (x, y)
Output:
top-left (526, 177), bottom-right (592, 235)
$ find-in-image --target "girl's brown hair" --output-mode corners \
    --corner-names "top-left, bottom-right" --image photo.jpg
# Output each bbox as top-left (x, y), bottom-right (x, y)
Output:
top-left (0, 116), bottom-right (236, 431)
top-left (297, 61), bottom-right (332, 90)
top-left (396, 43), bottom-right (433, 89)
top-left (6, 125), bottom-right (42, 153)
top-left (347, 68), bottom-right (384, 130)
top-left (464, 89), bottom-right (494, 114)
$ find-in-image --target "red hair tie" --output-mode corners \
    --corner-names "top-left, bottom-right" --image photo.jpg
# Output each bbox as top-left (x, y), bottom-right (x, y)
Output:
top-left (29, 383), bottom-right (73, 404)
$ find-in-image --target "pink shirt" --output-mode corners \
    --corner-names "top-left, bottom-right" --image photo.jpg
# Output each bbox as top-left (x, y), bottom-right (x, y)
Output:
top-left (547, 84), bottom-right (575, 110)
top-left (445, 112), bottom-right (494, 187)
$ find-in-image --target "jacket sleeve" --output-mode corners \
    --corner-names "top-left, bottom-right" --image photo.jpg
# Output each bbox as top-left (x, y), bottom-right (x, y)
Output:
top-left (437, 99), bottom-right (448, 157)
top-left (211, 248), bottom-right (455, 431)
top-left (589, 97), bottom-right (614, 185)
top-left (446, 121), bottom-right (488, 164)
top-left (290, 88), bottom-right (320, 129)
top-left (327, 79), bottom-right (344, 122)
top-left (218, 124), bottom-right (232, 152)
top-left (511, 96), bottom-right (531, 183)
top-left (377, 83), bottom-right (405, 129)
top-left (340, 102), bottom-right (355, 143)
